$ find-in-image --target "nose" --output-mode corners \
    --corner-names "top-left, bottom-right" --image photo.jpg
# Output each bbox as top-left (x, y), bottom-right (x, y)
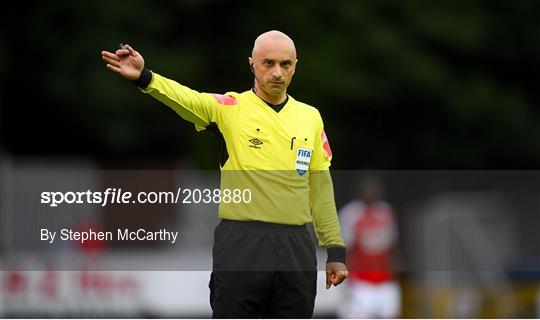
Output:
top-left (271, 65), bottom-right (282, 80)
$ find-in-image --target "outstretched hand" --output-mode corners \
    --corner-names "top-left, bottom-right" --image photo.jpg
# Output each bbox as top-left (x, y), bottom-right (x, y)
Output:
top-left (326, 262), bottom-right (348, 289)
top-left (101, 44), bottom-right (144, 80)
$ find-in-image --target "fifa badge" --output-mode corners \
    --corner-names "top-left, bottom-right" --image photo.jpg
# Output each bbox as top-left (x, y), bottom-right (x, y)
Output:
top-left (295, 147), bottom-right (312, 176)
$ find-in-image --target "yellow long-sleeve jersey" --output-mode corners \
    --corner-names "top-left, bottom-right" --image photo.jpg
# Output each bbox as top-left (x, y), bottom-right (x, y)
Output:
top-left (137, 69), bottom-right (345, 252)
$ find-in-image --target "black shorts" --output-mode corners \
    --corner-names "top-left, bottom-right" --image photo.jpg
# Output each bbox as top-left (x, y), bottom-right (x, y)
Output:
top-left (209, 219), bottom-right (318, 318)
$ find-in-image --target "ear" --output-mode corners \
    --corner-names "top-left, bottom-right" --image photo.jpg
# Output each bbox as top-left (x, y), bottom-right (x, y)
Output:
top-left (248, 57), bottom-right (255, 73)
top-left (292, 58), bottom-right (298, 75)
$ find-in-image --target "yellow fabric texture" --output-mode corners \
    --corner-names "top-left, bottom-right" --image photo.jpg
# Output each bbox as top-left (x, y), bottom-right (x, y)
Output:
top-left (141, 72), bottom-right (344, 248)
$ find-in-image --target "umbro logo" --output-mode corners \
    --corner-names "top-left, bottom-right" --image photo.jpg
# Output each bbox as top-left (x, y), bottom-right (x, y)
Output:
top-left (249, 138), bottom-right (263, 149)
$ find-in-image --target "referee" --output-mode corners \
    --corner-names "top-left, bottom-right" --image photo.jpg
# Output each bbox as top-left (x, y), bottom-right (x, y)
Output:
top-left (101, 30), bottom-right (348, 318)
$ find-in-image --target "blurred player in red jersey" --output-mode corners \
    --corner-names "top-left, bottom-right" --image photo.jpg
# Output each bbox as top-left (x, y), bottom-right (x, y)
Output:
top-left (337, 177), bottom-right (401, 318)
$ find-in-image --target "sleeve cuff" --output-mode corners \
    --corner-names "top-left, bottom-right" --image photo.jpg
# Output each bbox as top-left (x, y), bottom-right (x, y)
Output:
top-left (132, 68), bottom-right (152, 89)
top-left (326, 246), bottom-right (346, 264)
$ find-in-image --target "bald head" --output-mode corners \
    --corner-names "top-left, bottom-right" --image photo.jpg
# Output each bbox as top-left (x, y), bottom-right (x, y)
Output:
top-left (249, 30), bottom-right (298, 104)
top-left (252, 30), bottom-right (297, 59)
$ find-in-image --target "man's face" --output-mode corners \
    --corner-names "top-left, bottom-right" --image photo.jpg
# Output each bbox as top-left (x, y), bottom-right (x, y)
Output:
top-left (250, 38), bottom-right (297, 98)
top-left (359, 183), bottom-right (381, 205)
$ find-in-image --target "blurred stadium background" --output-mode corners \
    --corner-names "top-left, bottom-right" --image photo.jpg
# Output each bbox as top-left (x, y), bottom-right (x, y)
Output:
top-left (2, 0), bottom-right (540, 318)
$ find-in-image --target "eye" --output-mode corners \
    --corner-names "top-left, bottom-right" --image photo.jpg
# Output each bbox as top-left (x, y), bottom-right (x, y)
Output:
top-left (280, 61), bottom-right (292, 69)
top-left (263, 60), bottom-right (274, 67)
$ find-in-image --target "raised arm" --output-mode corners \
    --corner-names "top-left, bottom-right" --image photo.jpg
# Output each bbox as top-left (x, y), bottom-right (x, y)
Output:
top-left (101, 44), bottom-right (225, 128)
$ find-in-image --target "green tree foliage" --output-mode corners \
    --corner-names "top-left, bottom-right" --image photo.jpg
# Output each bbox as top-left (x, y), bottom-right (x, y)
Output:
top-left (2, 0), bottom-right (540, 168)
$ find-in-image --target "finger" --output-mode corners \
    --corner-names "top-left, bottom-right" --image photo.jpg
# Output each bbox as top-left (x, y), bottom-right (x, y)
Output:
top-left (106, 64), bottom-right (122, 74)
top-left (102, 56), bottom-right (121, 67)
top-left (326, 272), bottom-right (332, 289)
top-left (124, 44), bottom-right (137, 56)
top-left (116, 49), bottom-right (130, 57)
top-left (331, 271), bottom-right (348, 286)
top-left (101, 51), bottom-right (119, 61)
top-left (335, 270), bottom-right (348, 279)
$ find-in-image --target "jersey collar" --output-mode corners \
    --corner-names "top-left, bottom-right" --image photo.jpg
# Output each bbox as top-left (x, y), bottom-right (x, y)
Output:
top-left (250, 89), bottom-right (289, 114)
